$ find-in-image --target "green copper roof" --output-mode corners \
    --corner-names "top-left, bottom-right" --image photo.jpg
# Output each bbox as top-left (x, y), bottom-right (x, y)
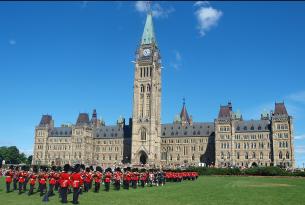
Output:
top-left (141, 12), bottom-right (157, 45)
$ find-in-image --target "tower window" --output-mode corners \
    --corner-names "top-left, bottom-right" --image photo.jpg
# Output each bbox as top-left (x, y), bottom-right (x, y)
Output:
top-left (140, 128), bottom-right (147, 141)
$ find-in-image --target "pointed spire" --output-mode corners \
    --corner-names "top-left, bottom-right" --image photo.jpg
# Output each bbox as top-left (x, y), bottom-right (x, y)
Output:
top-left (141, 10), bottom-right (157, 45)
top-left (180, 98), bottom-right (190, 124)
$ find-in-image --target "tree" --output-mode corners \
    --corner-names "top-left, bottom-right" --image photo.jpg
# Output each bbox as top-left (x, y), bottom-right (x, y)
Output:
top-left (27, 155), bottom-right (33, 165)
top-left (0, 146), bottom-right (28, 164)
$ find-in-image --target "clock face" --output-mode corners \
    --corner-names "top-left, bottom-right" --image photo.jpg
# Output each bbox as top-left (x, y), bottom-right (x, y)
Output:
top-left (143, 49), bottom-right (151, 57)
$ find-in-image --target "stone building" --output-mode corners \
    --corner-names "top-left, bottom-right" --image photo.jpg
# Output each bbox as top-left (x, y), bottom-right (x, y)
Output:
top-left (32, 12), bottom-right (295, 168)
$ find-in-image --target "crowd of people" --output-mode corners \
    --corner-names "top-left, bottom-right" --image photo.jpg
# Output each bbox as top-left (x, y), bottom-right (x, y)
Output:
top-left (1, 164), bottom-right (198, 204)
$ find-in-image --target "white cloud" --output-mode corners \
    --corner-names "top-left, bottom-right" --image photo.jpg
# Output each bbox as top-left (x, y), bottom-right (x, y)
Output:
top-left (135, 1), bottom-right (174, 18)
top-left (195, 6), bottom-right (223, 36)
top-left (194, 1), bottom-right (210, 7)
top-left (295, 134), bottom-right (305, 140)
top-left (170, 50), bottom-right (182, 70)
top-left (9, 39), bottom-right (16, 45)
top-left (288, 91), bottom-right (305, 104)
top-left (295, 145), bottom-right (305, 154)
top-left (135, 1), bottom-right (149, 13)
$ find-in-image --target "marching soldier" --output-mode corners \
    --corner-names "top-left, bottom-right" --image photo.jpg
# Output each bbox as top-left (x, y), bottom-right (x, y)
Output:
top-left (59, 164), bottom-right (71, 203)
top-left (94, 166), bottom-right (103, 193)
top-left (113, 168), bottom-right (121, 191)
top-left (48, 168), bottom-right (56, 196)
top-left (38, 168), bottom-right (47, 196)
top-left (28, 166), bottom-right (38, 195)
top-left (13, 166), bottom-right (19, 190)
top-left (5, 165), bottom-right (13, 193)
top-left (104, 168), bottom-right (112, 192)
top-left (70, 164), bottom-right (83, 204)
top-left (83, 167), bottom-right (92, 192)
top-left (140, 170), bottom-right (147, 188)
top-left (18, 166), bottom-right (26, 194)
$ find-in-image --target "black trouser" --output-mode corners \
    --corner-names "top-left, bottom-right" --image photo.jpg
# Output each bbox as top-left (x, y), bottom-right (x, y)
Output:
top-left (89, 181), bottom-right (92, 189)
top-left (132, 180), bottom-right (137, 188)
top-left (84, 182), bottom-right (90, 192)
top-left (60, 187), bottom-right (68, 203)
top-left (126, 181), bottom-right (130, 189)
top-left (40, 184), bottom-right (46, 196)
top-left (55, 183), bottom-right (59, 191)
top-left (23, 179), bottom-right (28, 191)
top-left (114, 181), bottom-right (120, 190)
top-left (13, 179), bottom-right (17, 190)
top-left (94, 182), bottom-right (100, 192)
top-left (105, 182), bottom-right (110, 192)
top-left (18, 182), bottom-right (23, 194)
top-left (72, 188), bottom-right (80, 204)
top-left (28, 184), bottom-right (34, 195)
top-left (6, 182), bottom-right (11, 193)
top-left (48, 184), bottom-right (54, 196)
top-left (141, 180), bottom-right (145, 188)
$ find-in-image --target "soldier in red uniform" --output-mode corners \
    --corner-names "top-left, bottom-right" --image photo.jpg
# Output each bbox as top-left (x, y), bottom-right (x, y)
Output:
top-left (13, 166), bottom-right (19, 190)
top-left (94, 166), bottom-right (103, 193)
top-left (140, 170), bottom-right (147, 188)
top-left (113, 168), bottom-right (121, 191)
top-left (28, 166), bottom-right (38, 195)
top-left (83, 167), bottom-right (91, 192)
top-left (59, 164), bottom-right (71, 203)
top-left (48, 167), bottom-right (57, 196)
top-left (5, 165), bottom-right (14, 193)
top-left (18, 166), bottom-right (26, 194)
top-left (38, 168), bottom-right (47, 196)
top-left (104, 168), bottom-right (112, 192)
top-left (54, 168), bottom-right (60, 191)
top-left (70, 164), bottom-right (83, 204)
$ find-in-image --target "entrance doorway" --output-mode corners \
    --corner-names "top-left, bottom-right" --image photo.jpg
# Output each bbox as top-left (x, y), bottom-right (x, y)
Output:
top-left (139, 151), bottom-right (148, 164)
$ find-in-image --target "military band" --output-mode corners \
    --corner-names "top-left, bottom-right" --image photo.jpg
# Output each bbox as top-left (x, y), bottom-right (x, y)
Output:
top-left (1, 164), bottom-right (198, 203)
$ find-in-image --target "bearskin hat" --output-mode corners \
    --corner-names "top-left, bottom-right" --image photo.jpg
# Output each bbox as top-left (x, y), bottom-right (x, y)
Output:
top-left (74, 164), bottom-right (81, 173)
top-left (51, 166), bottom-right (56, 171)
top-left (96, 166), bottom-right (103, 172)
top-left (9, 165), bottom-right (14, 170)
top-left (33, 165), bottom-right (38, 173)
top-left (63, 164), bottom-right (70, 172)
top-left (115, 167), bottom-right (121, 172)
top-left (85, 167), bottom-right (90, 172)
top-left (126, 167), bottom-right (131, 172)
top-left (89, 165), bottom-right (94, 171)
top-left (80, 164), bottom-right (85, 171)
top-left (105, 167), bottom-right (112, 173)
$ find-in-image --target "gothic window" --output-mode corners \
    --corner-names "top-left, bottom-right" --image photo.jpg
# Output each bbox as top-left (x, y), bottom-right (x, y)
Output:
top-left (227, 152), bottom-right (230, 159)
top-left (279, 151), bottom-right (283, 159)
top-left (237, 152), bottom-right (240, 159)
top-left (260, 152), bottom-right (263, 159)
top-left (245, 152), bottom-right (249, 159)
top-left (244, 126), bottom-right (247, 130)
top-left (221, 152), bottom-right (224, 159)
top-left (140, 67), bottom-right (143, 77)
top-left (258, 125), bottom-right (261, 130)
top-left (252, 152), bottom-right (256, 159)
top-left (286, 152), bottom-right (290, 159)
top-left (286, 141), bottom-right (288, 148)
top-left (237, 126), bottom-right (240, 131)
top-left (251, 126), bottom-right (254, 130)
top-left (177, 154), bottom-right (180, 161)
top-left (192, 154), bottom-right (195, 161)
top-left (140, 128), bottom-right (146, 141)
top-left (140, 84), bottom-right (145, 93)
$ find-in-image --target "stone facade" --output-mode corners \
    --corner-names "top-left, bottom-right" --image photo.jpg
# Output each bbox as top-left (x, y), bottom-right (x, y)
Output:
top-left (32, 13), bottom-right (295, 168)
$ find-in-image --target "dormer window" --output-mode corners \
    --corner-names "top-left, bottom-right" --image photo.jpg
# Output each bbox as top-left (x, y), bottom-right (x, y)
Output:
top-left (251, 126), bottom-right (254, 130)
top-left (237, 126), bottom-right (240, 131)
top-left (244, 126), bottom-right (247, 130)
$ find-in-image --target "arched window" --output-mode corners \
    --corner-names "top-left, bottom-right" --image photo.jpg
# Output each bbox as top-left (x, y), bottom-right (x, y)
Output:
top-left (245, 152), bottom-right (249, 159)
top-left (286, 141), bottom-right (288, 148)
top-left (140, 84), bottom-right (145, 93)
top-left (279, 151), bottom-right (283, 159)
top-left (237, 152), bottom-right (240, 159)
top-left (192, 154), bottom-right (195, 161)
top-left (260, 152), bottom-right (263, 159)
top-left (147, 84), bottom-right (151, 92)
top-left (252, 152), bottom-right (256, 159)
top-left (140, 128), bottom-right (146, 141)
top-left (221, 152), bottom-right (224, 159)
top-left (286, 152), bottom-right (290, 159)
top-left (227, 152), bottom-right (230, 159)
top-left (177, 154), bottom-right (180, 161)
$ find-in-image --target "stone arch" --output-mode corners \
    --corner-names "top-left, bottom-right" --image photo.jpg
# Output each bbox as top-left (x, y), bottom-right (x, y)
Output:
top-left (138, 151), bottom-right (148, 165)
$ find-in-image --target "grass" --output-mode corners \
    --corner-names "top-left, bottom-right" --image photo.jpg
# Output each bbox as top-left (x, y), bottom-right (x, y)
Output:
top-left (0, 176), bottom-right (305, 205)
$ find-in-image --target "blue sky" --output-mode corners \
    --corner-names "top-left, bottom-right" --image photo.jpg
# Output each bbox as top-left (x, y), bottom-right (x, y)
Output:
top-left (0, 1), bottom-right (305, 167)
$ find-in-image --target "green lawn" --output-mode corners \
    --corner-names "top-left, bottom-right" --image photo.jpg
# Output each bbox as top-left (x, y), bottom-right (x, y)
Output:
top-left (0, 176), bottom-right (305, 205)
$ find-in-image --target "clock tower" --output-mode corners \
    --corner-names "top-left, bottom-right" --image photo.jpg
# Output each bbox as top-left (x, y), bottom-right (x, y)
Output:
top-left (131, 12), bottom-right (162, 165)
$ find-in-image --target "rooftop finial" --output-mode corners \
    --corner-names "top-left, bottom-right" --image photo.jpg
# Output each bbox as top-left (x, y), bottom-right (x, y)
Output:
top-left (183, 97), bottom-right (186, 105)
